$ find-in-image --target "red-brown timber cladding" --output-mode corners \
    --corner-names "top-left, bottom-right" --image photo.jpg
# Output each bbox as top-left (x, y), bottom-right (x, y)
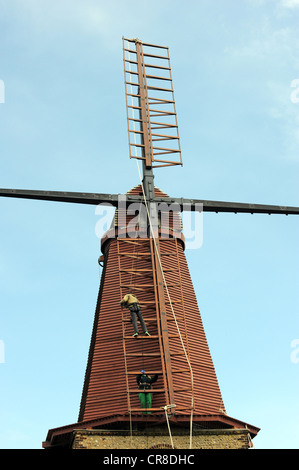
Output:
top-left (78, 186), bottom-right (225, 421)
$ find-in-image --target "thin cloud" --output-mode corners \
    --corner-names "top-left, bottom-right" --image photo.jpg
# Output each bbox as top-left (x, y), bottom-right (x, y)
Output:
top-left (281, 0), bottom-right (299, 8)
top-left (267, 80), bottom-right (299, 161)
top-left (222, 13), bottom-right (299, 162)
top-left (20, 0), bottom-right (106, 33)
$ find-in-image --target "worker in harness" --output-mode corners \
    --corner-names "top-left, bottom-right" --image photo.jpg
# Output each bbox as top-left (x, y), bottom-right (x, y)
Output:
top-left (136, 370), bottom-right (159, 414)
top-left (120, 293), bottom-right (150, 337)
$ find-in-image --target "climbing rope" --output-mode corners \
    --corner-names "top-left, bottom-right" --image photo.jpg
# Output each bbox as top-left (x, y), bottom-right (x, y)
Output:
top-left (245, 425), bottom-right (254, 448)
top-left (162, 405), bottom-right (176, 449)
top-left (135, 159), bottom-right (194, 449)
top-left (126, 41), bottom-right (194, 448)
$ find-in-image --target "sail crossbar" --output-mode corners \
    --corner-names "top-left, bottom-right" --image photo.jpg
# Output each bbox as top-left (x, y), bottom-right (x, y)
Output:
top-left (123, 37), bottom-right (183, 169)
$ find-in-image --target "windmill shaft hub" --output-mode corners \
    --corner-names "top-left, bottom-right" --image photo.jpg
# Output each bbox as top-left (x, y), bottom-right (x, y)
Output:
top-left (100, 186), bottom-right (186, 255)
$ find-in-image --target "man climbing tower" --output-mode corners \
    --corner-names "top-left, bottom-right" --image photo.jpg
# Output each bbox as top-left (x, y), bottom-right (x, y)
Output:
top-left (136, 370), bottom-right (159, 414)
top-left (120, 292), bottom-right (150, 337)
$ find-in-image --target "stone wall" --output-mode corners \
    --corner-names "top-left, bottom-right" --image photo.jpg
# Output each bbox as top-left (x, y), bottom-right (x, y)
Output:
top-left (72, 428), bottom-right (251, 449)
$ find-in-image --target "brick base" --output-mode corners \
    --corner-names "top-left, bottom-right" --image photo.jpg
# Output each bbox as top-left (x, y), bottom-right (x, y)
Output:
top-left (72, 427), bottom-right (252, 449)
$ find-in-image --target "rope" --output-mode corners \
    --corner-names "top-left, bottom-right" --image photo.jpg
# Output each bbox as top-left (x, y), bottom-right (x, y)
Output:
top-left (129, 411), bottom-right (133, 447)
top-left (245, 425), bottom-right (254, 448)
top-left (126, 39), bottom-right (194, 448)
top-left (135, 159), bottom-right (194, 449)
top-left (163, 405), bottom-right (176, 449)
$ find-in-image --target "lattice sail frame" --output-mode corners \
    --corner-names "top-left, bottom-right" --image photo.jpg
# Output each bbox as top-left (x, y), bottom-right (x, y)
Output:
top-left (123, 37), bottom-right (182, 168)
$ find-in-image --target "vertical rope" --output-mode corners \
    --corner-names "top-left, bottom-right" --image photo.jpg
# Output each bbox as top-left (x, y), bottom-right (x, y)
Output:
top-left (125, 38), bottom-right (194, 448)
top-left (163, 406), bottom-right (175, 449)
top-left (135, 160), bottom-right (194, 449)
top-left (129, 410), bottom-right (133, 448)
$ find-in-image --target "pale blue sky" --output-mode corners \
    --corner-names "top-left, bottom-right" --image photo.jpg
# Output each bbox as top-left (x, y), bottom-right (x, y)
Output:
top-left (0, 0), bottom-right (299, 449)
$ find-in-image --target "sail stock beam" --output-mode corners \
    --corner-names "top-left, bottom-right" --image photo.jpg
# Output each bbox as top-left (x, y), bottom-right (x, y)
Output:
top-left (1, 188), bottom-right (299, 215)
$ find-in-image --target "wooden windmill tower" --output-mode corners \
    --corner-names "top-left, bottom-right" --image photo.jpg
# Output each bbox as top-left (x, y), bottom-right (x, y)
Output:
top-left (1, 38), bottom-right (299, 449)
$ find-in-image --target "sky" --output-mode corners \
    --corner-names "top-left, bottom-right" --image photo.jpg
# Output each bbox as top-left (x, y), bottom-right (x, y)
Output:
top-left (0, 0), bottom-right (298, 450)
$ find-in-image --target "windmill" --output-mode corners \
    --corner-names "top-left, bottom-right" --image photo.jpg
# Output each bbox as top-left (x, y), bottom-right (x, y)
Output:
top-left (1, 37), bottom-right (299, 450)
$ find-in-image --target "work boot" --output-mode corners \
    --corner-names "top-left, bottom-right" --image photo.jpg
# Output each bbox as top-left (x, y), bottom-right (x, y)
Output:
top-left (144, 331), bottom-right (150, 336)
top-left (133, 332), bottom-right (139, 338)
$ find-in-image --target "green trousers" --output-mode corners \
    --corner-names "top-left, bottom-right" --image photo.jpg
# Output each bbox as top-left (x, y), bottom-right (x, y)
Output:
top-left (138, 392), bottom-right (152, 414)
